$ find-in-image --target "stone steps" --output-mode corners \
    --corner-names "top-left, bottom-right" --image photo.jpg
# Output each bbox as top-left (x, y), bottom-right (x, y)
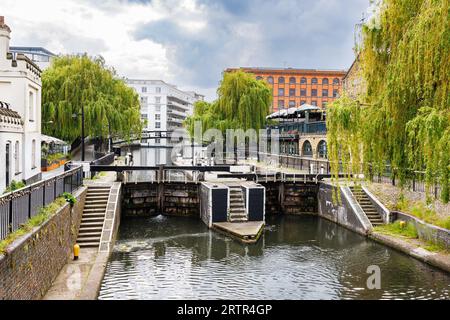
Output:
top-left (350, 187), bottom-right (384, 227)
top-left (77, 185), bottom-right (111, 248)
top-left (227, 186), bottom-right (248, 223)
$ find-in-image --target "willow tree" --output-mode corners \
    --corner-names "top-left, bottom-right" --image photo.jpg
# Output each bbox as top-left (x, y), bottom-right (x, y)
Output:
top-left (185, 70), bottom-right (272, 137)
top-left (42, 55), bottom-right (143, 142)
top-left (327, 0), bottom-right (450, 202)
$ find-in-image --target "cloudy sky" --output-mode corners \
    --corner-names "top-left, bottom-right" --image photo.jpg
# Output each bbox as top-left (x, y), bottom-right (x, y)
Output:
top-left (1, 0), bottom-right (370, 100)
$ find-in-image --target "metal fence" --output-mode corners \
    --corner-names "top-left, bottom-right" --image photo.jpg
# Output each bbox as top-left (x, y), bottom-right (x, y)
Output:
top-left (0, 166), bottom-right (83, 241)
top-left (371, 169), bottom-right (442, 199)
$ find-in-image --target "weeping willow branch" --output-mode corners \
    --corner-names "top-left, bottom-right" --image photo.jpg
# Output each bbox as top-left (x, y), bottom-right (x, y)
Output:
top-left (42, 55), bottom-right (143, 143)
top-left (327, 0), bottom-right (450, 203)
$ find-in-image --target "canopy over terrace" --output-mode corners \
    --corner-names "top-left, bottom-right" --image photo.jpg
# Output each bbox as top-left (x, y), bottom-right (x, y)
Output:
top-left (266, 104), bottom-right (324, 121)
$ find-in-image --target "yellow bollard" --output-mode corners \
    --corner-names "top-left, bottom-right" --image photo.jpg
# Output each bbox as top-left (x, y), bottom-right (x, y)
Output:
top-left (73, 243), bottom-right (80, 260)
top-left (399, 220), bottom-right (407, 229)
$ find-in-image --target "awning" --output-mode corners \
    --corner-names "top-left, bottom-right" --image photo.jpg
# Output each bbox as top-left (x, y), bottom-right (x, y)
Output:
top-left (41, 134), bottom-right (67, 145)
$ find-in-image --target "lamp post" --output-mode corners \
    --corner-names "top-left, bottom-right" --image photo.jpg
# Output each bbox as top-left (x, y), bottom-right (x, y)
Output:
top-left (73, 104), bottom-right (85, 161)
top-left (81, 104), bottom-right (85, 161)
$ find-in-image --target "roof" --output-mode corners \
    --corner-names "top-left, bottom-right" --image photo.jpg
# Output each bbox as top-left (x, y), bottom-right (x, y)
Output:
top-left (10, 46), bottom-right (56, 57)
top-left (0, 101), bottom-right (22, 120)
top-left (227, 67), bottom-right (347, 76)
top-left (41, 134), bottom-right (67, 145)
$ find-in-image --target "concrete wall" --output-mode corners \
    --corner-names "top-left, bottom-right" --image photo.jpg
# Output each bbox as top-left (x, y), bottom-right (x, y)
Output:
top-left (391, 211), bottom-right (450, 250)
top-left (0, 186), bottom-right (87, 300)
top-left (317, 182), bottom-right (372, 236)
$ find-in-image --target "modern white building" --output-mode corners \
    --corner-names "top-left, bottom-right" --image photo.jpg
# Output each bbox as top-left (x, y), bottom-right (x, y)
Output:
top-left (9, 46), bottom-right (56, 70)
top-left (0, 17), bottom-right (42, 193)
top-left (126, 79), bottom-right (204, 146)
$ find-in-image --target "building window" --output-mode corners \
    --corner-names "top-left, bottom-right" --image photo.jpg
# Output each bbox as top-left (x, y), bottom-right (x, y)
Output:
top-left (278, 88), bottom-right (285, 96)
top-left (5, 143), bottom-right (10, 187)
top-left (300, 100), bottom-right (306, 105)
top-left (300, 89), bottom-right (306, 96)
top-left (155, 104), bottom-right (161, 112)
top-left (155, 122), bottom-right (161, 129)
top-left (156, 87), bottom-right (161, 93)
top-left (28, 91), bottom-right (34, 122)
top-left (302, 140), bottom-right (313, 157)
top-left (155, 114), bottom-right (161, 121)
top-left (322, 78), bottom-right (329, 85)
top-left (278, 77), bottom-right (285, 84)
top-left (256, 76), bottom-right (263, 81)
top-left (311, 89), bottom-right (317, 97)
top-left (289, 77), bottom-right (296, 84)
top-left (333, 78), bottom-right (340, 85)
top-left (142, 87), bottom-right (147, 93)
top-left (318, 140), bottom-right (327, 158)
top-left (155, 97), bottom-right (161, 103)
top-left (333, 89), bottom-right (339, 98)
top-left (322, 89), bottom-right (328, 97)
top-left (289, 100), bottom-right (295, 107)
top-left (155, 138), bottom-right (161, 144)
top-left (267, 76), bottom-right (274, 84)
top-left (300, 77), bottom-right (307, 84)
top-left (14, 141), bottom-right (19, 174)
top-left (31, 139), bottom-right (36, 169)
top-left (311, 78), bottom-right (318, 84)
top-left (311, 101), bottom-right (317, 106)
top-left (278, 100), bottom-right (285, 108)
top-left (289, 88), bottom-right (295, 96)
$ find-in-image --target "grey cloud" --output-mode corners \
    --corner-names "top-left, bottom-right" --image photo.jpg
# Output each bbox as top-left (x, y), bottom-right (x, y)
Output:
top-left (133, 0), bottom-right (369, 92)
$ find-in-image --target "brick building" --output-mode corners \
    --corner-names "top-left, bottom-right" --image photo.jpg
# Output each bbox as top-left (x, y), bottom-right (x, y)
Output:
top-left (226, 67), bottom-right (347, 112)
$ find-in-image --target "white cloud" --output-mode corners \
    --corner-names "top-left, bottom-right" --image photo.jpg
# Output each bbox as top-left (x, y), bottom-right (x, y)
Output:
top-left (0, 0), bottom-right (170, 83)
top-left (0, 0), bottom-right (370, 101)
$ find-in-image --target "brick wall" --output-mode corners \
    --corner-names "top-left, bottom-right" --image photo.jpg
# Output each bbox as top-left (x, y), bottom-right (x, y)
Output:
top-left (0, 187), bottom-right (87, 300)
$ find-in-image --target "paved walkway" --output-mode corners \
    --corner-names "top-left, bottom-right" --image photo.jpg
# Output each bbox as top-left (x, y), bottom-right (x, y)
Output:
top-left (41, 165), bottom-right (65, 180)
top-left (43, 248), bottom-right (98, 300)
top-left (43, 160), bottom-right (120, 300)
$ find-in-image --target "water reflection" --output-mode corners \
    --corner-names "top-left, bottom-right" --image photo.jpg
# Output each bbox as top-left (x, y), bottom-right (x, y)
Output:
top-left (98, 215), bottom-right (450, 300)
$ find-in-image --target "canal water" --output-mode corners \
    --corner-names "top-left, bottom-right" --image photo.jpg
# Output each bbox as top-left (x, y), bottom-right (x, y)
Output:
top-left (98, 214), bottom-right (450, 300)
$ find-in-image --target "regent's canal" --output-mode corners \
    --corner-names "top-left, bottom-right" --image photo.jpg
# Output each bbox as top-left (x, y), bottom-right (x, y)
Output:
top-left (98, 214), bottom-right (450, 300)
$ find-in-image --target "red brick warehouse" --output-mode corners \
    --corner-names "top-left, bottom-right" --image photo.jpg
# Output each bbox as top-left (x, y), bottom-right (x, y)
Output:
top-left (226, 67), bottom-right (347, 112)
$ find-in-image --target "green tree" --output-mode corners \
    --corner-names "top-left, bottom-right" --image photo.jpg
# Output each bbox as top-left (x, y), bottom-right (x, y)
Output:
top-left (185, 70), bottom-right (272, 138)
top-left (327, 0), bottom-right (450, 202)
top-left (42, 55), bottom-right (143, 142)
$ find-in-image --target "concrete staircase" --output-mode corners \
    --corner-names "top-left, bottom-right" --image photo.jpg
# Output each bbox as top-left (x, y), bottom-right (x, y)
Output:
top-left (350, 186), bottom-right (384, 226)
top-left (77, 185), bottom-right (111, 248)
top-left (228, 185), bottom-right (248, 223)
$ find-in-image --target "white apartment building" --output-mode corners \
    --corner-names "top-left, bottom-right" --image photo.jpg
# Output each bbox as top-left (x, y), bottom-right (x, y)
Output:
top-left (126, 79), bottom-right (204, 146)
top-left (0, 17), bottom-right (42, 193)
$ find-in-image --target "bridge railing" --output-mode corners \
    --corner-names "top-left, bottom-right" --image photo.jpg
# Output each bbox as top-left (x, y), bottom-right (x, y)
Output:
top-left (0, 165), bottom-right (83, 241)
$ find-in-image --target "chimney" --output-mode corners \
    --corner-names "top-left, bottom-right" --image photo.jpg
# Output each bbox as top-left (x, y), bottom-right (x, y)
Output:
top-left (0, 16), bottom-right (11, 61)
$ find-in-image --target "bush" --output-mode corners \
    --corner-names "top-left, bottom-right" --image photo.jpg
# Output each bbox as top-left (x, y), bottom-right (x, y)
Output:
top-left (3, 180), bottom-right (26, 194)
top-left (62, 192), bottom-right (77, 206)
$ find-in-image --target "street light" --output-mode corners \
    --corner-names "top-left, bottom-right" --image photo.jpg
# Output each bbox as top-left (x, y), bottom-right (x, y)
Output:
top-left (72, 104), bottom-right (85, 161)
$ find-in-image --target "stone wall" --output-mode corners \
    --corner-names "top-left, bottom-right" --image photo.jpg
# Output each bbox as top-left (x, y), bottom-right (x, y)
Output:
top-left (0, 186), bottom-right (87, 300)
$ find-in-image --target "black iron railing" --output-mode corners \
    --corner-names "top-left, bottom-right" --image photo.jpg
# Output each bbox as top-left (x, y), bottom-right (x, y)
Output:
top-left (0, 166), bottom-right (83, 241)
